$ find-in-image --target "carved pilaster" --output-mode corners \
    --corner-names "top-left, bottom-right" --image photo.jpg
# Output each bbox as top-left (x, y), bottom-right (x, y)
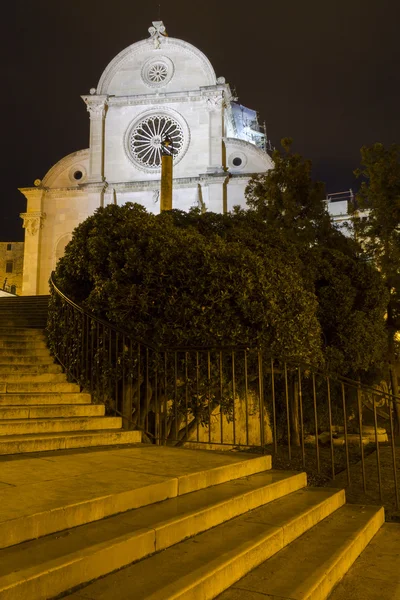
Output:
top-left (20, 212), bottom-right (46, 236)
top-left (206, 94), bottom-right (225, 173)
top-left (81, 95), bottom-right (108, 182)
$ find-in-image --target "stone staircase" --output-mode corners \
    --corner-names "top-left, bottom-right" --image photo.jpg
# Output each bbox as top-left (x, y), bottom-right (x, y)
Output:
top-left (0, 297), bottom-right (141, 455)
top-left (0, 295), bottom-right (50, 328)
top-left (0, 298), bottom-right (395, 600)
top-left (0, 446), bottom-right (391, 600)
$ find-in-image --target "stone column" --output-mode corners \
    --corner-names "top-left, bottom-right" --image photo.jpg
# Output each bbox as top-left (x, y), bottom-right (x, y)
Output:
top-left (19, 187), bottom-right (46, 295)
top-left (81, 95), bottom-right (108, 183)
top-left (206, 95), bottom-right (225, 174)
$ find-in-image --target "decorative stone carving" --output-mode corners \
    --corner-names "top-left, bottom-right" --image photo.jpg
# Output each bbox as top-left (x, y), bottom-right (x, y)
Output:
top-left (20, 212), bottom-right (46, 237)
top-left (82, 97), bottom-right (107, 120)
top-left (124, 107), bottom-right (190, 173)
top-left (141, 56), bottom-right (174, 88)
top-left (153, 190), bottom-right (160, 204)
top-left (206, 96), bottom-right (225, 112)
top-left (148, 21), bottom-right (167, 49)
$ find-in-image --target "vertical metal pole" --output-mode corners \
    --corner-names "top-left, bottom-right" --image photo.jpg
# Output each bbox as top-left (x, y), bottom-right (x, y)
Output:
top-left (298, 367), bottom-right (305, 470)
top-left (185, 352), bottom-right (189, 441)
top-left (271, 358), bottom-right (277, 454)
top-left (244, 351), bottom-right (249, 447)
top-left (219, 351), bottom-right (224, 444)
top-left (154, 354), bottom-right (159, 445)
top-left (164, 352), bottom-right (168, 445)
top-left (284, 363), bottom-right (291, 461)
top-left (327, 377), bottom-right (335, 480)
top-left (174, 351), bottom-right (178, 441)
top-left (196, 351), bottom-right (200, 443)
top-left (312, 373), bottom-right (320, 474)
top-left (373, 394), bottom-right (383, 503)
top-left (232, 351), bottom-right (236, 447)
top-left (341, 383), bottom-right (351, 487)
top-left (357, 382), bottom-right (367, 494)
top-left (207, 351), bottom-right (211, 444)
top-left (388, 396), bottom-right (399, 510)
top-left (258, 351), bottom-right (265, 452)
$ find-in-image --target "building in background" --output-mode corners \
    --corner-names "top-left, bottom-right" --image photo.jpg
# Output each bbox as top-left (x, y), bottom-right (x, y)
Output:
top-left (18, 21), bottom-right (273, 296)
top-left (0, 242), bottom-right (24, 296)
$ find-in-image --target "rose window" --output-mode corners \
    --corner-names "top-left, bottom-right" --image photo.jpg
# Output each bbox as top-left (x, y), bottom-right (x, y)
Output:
top-left (128, 115), bottom-right (185, 168)
top-left (148, 63), bottom-right (168, 83)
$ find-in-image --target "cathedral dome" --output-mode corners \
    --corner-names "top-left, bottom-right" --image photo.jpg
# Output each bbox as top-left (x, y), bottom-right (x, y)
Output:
top-left (96, 22), bottom-right (216, 96)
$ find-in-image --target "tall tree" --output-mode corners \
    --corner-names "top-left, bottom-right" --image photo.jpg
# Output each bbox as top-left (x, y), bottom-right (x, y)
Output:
top-left (350, 143), bottom-right (400, 432)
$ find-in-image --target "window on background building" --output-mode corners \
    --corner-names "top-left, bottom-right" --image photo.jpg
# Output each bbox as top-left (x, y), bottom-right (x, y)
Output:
top-left (6, 243), bottom-right (11, 251)
top-left (6, 261), bottom-right (13, 273)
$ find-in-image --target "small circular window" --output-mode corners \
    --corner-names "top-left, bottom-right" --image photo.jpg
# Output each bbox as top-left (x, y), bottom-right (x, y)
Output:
top-left (232, 157), bottom-right (242, 167)
top-left (141, 56), bottom-right (174, 88)
top-left (69, 165), bottom-right (87, 184)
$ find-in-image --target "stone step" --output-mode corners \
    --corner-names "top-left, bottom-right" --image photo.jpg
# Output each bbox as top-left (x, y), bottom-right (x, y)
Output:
top-left (326, 523), bottom-right (399, 600)
top-left (0, 356), bottom-right (55, 364)
top-left (0, 450), bottom-right (271, 548)
top-left (0, 428), bottom-right (141, 457)
top-left (0, 393), bottom-right (92, 405)
top-left (0, 372), bottom-right (66, 383)
top-left (0, 470), bottom-right (311, 600)
top-left (216, 505), bottom-right (385, 600)
top-left (0, 328), bottom-right (46, 337)
top-left (0, 363), bottom-right (62, 374)
top-left (0, 416), bottom-right (122, 436)
top-left (0, 381), bottom-right (80, 393)
top-left (0, 340), bottom-right (48, 349)
top-left (0, 347), bottom-right (51, 356)
top-left (60, 490), bottom-right (368, 600)
top-left (0, 404), bottom-right (104, 420)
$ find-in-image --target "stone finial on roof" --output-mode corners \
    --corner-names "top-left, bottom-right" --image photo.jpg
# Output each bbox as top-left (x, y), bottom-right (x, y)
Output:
top-left (148, 21), bottom-right (168, 48)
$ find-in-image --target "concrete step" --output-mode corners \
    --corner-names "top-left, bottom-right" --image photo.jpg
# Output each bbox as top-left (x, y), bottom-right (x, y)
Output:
top-left (0, 381), bottom-right (80, 393)
top-left (59, 488), bottom-right (363, 600)
top-left (0, 392), bottom-right (92, 405)
top-left (0, 356), bottom-right (55, 364)
top-left (0, 328), bottom-right (46, 337)
top-left (0, 340), bottom-right (48, 349)
top-left (327, 522), bottom-right (400, 600)
top-left (0, 347), bottom-right (50, 356)
top-left (0, 372), bottom-right (66, 382)
top-left (0, 404), bottom-right (105, 419)
top-left (0, 470), bottom-right (310, 600)
top-left (0, 428), bottom-right (141, 457)
top-left (216, 505), bottom-right (385, 600)
top-left (0, 449), bottom-right (271, 548)
top-left (0, 363), bottom-right (62, 374)
top-left (0, 415), bottom-right (122, 436)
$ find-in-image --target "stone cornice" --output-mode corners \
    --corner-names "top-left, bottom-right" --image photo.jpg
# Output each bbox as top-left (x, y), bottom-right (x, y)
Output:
top-left (106, 88), bottom-right (225, 108)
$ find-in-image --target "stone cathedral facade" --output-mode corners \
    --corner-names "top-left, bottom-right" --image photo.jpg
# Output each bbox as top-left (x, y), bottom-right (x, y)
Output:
top-left (19, 22), bottom-right (273, 296)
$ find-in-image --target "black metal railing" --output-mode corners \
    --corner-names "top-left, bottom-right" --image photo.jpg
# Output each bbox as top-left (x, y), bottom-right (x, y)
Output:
top-left (48, 274), bottom-right (399, 511)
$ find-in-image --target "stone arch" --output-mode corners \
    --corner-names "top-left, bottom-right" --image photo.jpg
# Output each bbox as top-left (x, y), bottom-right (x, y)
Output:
top-left (54, 234), bottom-right (72, 267)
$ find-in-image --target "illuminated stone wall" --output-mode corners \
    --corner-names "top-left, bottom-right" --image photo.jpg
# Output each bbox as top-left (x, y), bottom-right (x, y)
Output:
top-left (0, 242), bottom-right (24, 295)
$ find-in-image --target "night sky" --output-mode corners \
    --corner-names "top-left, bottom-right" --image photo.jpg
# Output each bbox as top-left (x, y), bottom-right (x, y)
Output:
top-left (4, 0), bottom-right (399, 241)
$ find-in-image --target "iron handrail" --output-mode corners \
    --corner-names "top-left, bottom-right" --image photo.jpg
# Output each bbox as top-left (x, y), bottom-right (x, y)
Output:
top-left (50, 273), bottom-right (400, 406)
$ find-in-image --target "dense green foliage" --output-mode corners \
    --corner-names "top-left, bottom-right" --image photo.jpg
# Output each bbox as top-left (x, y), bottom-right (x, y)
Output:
top-left (53, 203), bottom-right (322, 364)
top-left (245, 140), bottom-right (388, 378)
top-left (349, 142), bottom-right (400, 431)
